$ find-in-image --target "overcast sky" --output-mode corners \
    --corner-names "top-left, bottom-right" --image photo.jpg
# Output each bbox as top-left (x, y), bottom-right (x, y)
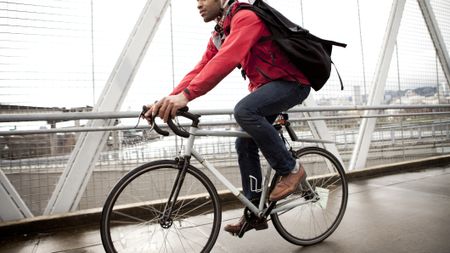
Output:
top-left (0, 0), bottom-right (448, 113)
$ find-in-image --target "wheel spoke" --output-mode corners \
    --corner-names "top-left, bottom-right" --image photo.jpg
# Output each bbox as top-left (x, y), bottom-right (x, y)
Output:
top-left (100, 161), bottom-right (221, 252)
top-left (271, 147), bottom-right (348, 246)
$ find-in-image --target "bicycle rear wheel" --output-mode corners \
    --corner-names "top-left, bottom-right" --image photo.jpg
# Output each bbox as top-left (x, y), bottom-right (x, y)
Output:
top-left (100, 160), bottom-right (221, 253)
top-left (271, 147), bottom-right (348, 246)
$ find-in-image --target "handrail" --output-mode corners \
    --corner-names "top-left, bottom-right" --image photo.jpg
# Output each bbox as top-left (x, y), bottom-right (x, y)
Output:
top-left (0, 104), bottom-right (449, 123)
top-left (0, 105), bottom-right (449, 135)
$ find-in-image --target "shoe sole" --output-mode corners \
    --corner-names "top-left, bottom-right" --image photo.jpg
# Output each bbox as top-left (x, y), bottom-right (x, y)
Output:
top-left (225, 223), bottom-right (269, 236)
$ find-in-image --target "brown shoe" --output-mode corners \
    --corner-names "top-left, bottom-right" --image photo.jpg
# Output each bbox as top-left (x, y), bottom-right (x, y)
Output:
top-left (224, 216), bottom-right (268, 235)
top-left (269, 165), bottom-right (307, 202)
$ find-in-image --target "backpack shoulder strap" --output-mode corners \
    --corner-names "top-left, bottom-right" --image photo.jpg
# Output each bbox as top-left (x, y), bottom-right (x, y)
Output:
top-left (331, 61), bottom-right (344, 90)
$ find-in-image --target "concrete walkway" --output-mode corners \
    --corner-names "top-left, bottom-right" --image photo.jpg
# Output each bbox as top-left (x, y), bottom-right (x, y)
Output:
top-left (1, 165), bottom-right (449, 253)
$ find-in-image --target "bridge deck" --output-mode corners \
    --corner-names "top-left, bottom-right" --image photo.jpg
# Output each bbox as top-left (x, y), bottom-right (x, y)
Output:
top-left (1, 165), bottom-right (449, 253)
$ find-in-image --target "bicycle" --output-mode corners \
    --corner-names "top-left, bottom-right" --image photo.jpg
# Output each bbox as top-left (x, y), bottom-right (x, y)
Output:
top-left (100, 107), bottom-right (348, 252)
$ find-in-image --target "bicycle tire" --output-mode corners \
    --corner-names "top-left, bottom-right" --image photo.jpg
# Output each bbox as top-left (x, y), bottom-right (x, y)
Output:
top-left (271, 147), bottom-right (348, 246)
top-left (100, 160), bottom-right (222, 253)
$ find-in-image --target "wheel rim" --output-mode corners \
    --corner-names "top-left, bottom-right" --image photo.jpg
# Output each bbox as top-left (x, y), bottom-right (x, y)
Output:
top-left (101, 162), bottom-right (220, 252)
top-left (272, 148), bottom-right (348, 245)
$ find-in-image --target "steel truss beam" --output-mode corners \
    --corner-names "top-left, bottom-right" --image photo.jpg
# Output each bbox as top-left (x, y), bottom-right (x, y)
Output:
top-left (349, 0), bottom-right (407, 170)
top-left (303, 96), bottom-right (345, 168)
top-left (0, 170), bottom-right (33, 220)
top-left (417, 0), bottom-right (450, 86)
top-left (350, 0), bottom-right (449, 171)
top-left (44, 0), bottom-right (171, 214)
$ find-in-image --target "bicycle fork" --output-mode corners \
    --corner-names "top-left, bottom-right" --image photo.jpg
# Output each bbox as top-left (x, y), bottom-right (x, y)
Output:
top-left (159, 156), bottom-right (190, 228)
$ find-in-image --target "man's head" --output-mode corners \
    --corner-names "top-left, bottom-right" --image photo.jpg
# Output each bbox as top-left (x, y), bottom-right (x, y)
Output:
top-left (197, 0), bottom-right (230, 22)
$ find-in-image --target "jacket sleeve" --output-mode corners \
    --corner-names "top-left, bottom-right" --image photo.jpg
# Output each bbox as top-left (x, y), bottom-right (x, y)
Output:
top-left (179, 10), bottom-right (265, 101)
top-left (170, 38), bottom-right (218, 97)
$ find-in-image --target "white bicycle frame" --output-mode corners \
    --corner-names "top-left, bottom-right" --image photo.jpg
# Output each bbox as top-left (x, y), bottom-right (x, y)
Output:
top-left (180, 125), bottom-right (319, 218)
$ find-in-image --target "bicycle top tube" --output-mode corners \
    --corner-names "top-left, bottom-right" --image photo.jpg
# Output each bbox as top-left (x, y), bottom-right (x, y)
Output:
top-left (143, 106), bottom-right (335, 143)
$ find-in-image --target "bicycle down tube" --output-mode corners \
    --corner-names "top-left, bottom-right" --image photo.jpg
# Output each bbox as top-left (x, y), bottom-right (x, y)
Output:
top-left (183, 124), bottom-right (318, 218)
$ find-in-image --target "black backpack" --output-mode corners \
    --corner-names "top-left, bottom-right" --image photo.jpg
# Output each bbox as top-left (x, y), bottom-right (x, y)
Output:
top-left (235, 0), bottom-right (347, 91)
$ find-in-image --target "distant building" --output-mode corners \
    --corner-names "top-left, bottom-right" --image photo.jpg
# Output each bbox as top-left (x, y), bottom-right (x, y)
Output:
top-left (0, 104), bottom-right (92, 159)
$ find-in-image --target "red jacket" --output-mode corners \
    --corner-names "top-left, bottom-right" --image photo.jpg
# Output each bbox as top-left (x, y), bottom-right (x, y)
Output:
top-left (171, 3), bottom-right (310, 101)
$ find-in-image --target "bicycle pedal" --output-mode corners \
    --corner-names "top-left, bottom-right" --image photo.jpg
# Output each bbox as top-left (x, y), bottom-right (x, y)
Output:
top-left (226, 231), bottom-right (241, 237)
top-left (237, 222), bottom-right (250, 238)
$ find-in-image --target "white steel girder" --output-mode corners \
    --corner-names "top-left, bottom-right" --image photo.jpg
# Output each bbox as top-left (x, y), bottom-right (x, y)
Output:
top-left (44, 0), bottom-right (171, 215)
top-left (303, 96), bottom-right (345, 168)
top-left (0, 170), bottom-right (33, 220)
top-left (349, 0), bottom-right (450, 171)
top-left (349, 0), bottom-right (407, 171)
top-left (417, 0), bottom-right (450, 87)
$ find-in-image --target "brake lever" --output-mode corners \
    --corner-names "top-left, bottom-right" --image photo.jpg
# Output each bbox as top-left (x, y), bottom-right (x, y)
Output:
top-left (141, 105), bottom-right (170, 136)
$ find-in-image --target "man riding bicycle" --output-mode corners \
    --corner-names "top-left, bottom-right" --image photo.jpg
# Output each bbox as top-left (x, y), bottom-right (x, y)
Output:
top-left (144, 0), bottom-right (310, 235)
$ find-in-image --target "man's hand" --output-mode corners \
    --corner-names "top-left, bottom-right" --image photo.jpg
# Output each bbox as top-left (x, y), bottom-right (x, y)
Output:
top-left (144, 93), bottom-right (189, 123)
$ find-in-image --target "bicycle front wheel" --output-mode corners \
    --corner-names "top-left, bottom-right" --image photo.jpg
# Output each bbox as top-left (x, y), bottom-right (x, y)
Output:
top-left (271, 147), bottom-right (348, 246)
top-left (100, 160), bottom-right (222, 253)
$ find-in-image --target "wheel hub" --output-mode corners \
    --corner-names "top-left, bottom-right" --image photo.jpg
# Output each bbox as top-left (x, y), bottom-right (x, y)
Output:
top-left (159, 217), bottom-right (173, 228)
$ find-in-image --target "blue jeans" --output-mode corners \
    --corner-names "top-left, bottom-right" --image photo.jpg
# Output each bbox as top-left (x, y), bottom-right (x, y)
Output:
top-left (234, 80), bottom-right (310, 200)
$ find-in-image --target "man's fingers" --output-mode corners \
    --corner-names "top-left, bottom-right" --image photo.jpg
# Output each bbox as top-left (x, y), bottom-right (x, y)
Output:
top-left (143, 104), bottom-right (153, 118)
top-left (146, 95), bottom-right (186, 123)
top-left (158, 101), bottom-right (169, 121)
top-left (154, 99), bottom-right (165, 117)
top-left (162, 103), bottom-right (173, 123)
top-left (170, 106), bottom-right (178, 120)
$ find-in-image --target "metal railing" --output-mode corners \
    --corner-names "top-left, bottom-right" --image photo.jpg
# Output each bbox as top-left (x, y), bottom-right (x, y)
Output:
top-left (1, 104), bottom-right (450, 134)
top-left (0, 104), bottom-right (449, 217)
